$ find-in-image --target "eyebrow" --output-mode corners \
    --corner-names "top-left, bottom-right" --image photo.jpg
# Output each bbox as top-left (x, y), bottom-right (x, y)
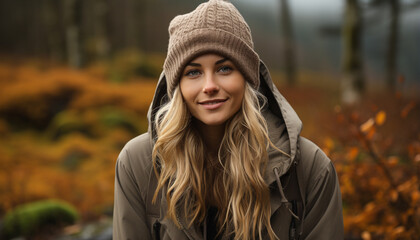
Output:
top-left (187, 58), bottom-right (228, 67)
top-left (216, 58), bottom-right (228, 65)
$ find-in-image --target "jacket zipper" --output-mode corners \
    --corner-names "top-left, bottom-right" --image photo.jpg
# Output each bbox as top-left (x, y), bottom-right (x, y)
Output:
top-left (153, 220), bottom-right (161, 240)
top-left (289, 200), bottom-right (298, 240)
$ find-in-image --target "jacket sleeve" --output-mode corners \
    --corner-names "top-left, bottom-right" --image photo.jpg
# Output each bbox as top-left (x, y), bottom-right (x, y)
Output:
top-left (301, 148), bottom-right (344, 240)
top-left (113, 141), bottom-right (153, 240)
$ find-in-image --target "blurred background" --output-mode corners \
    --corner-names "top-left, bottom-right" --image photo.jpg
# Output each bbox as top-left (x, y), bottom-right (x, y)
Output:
top-left (0, 0), bottom-right (419, 239)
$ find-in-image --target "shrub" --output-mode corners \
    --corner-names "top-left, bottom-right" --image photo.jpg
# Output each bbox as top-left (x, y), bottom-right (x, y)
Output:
top-left (2, 199), bottom-right (79, 239)
top-left (99, 108), bottom-right (142, 134)
top-left (331, 95), bottom-right (420, 239)
top-left (47, 110), bottom-right (93, 140)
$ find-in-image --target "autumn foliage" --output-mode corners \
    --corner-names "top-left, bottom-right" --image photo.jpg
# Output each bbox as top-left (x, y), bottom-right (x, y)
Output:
top-left (0, 56), bottom-right (157, 222)
top-left (0, 57), bottom-right (419, 239)
top-left (327, 92), bottom-right (420, 239)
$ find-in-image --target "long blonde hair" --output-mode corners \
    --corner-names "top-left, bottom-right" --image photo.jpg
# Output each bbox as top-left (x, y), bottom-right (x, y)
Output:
top-left (152, 82), bottom-right (279, 240)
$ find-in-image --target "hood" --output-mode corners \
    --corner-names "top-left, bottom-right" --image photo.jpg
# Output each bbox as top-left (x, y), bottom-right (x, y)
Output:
top-left (146, 61), bottom-right (302, 183)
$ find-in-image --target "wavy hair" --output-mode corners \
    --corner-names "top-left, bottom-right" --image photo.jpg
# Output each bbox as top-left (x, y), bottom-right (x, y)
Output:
top-left (152, 82), bottom-right (284, 240)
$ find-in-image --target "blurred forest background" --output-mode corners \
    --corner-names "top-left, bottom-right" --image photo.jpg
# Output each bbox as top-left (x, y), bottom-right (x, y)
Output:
top-left (0, 0), bottom-right (419, 239)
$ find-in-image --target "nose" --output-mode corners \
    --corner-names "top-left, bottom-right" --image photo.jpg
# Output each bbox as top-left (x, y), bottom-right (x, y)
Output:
top-left (202, 73), bottom-right (219, 94)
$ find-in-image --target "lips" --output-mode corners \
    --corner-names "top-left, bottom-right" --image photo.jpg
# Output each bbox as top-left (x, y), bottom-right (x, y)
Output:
top-left (199, 99), bottom-right (227, 105)
top-left (198, 98), bottom-right (228, 110)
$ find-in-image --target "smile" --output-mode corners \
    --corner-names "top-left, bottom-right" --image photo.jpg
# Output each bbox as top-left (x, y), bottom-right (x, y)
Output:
top-left (199, 98), bottom-right (228, 104)
top-left (198, 98), bottom-right (228, 110)
top-left (200, 99), bottom-right (227, 104)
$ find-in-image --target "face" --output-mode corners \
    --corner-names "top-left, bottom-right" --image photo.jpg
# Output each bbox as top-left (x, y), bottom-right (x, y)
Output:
top-left (179, 53), bottom-right (246, 127)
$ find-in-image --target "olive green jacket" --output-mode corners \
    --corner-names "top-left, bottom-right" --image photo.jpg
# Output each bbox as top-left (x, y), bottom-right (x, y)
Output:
top-left (113, 62), bottom-right (344, 239)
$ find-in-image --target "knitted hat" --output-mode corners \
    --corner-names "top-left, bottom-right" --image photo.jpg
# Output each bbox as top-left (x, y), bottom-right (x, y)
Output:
top-left (163, 0), bottom-right (260, 97)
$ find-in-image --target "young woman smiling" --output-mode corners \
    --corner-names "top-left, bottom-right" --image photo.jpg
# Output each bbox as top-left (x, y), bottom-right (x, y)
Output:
top-left (113, 1), bottom-right (344, 239)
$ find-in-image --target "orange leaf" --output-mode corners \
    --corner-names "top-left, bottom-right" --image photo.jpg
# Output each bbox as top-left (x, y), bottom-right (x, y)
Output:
top-left (360, 118), bottom-right (375, 133)
top-left (366, 126), bottom-right (376, 140)
top-left (401, 101), bottom-right (416, 118)
top-left (375, 111), bottom-right (386, 126)
top-left (361, 231), bottom-right (371, 240)
top-left (392, 226), bottom-right (405, 236)
top-left (347, 147), bottom-right (359, 161)
top-left (415, 154), bottom-right (420, 163)
top-left (324, 137), bottom-right (334, 151)
top-left (390, 190), bottom-right (399, 202)
top-left (387, 156), bottom-right (399, 167)
top-left (411, 191), bottom-right (420, 203)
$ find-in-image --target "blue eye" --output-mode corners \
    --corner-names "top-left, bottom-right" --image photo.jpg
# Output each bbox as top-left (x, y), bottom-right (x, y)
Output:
top-left (218, 66), bottom-right (233, 73)
top-left (185, 69), bottom-right (201, 77)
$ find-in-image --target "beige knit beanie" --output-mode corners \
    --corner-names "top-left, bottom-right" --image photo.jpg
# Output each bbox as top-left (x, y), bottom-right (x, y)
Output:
top-left (163, 0), bottom-right (260, 97)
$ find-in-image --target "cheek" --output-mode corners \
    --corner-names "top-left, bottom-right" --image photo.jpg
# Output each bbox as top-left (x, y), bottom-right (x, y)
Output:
top-left (179, 80), bottom-right (198, 106)
top-left (224, 82), bottom-right (245, 114)
top-left (229, 80), bottom-right (246, 102)
top-left (227, 73), bottom-right (246, 91)
top-left (235, 90), bottom-right (245, 110)
top-left (179, 80), bottom-right (190, 99)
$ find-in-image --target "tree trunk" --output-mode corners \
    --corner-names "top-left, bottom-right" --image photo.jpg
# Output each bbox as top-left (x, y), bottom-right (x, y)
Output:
top-left (341, 0), bottom-right (364, 104)
top-left (64, 0), bottom-right (83, 68)
top-left (386, 0), bottom-right (400, 91)
top-left (279, 0), bottom-right (297, 85)
top-left (81, 0), bottom-right (110, 63)
top-left (44, 0), bottom-right (65, 61)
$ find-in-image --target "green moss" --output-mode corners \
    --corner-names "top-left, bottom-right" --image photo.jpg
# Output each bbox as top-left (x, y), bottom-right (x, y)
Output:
top-left (2, 200), bottom-right (79, 239)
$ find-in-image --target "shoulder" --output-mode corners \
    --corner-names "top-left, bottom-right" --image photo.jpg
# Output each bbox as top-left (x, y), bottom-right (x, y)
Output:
top-left (118, 132), bottom-right (153, 167)
top-left (298, 137), bottom-right (331, 172)
top-left (297, 137), bottom-right (337, 193)
top-left (295, 137), bottom-right (344, 238)
top-left (116, 133), bottom-right (154, 200)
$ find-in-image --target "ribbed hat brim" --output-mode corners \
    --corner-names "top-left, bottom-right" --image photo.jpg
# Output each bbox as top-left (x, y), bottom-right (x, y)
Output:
top-left (164, 28), bottom-right (260, 97)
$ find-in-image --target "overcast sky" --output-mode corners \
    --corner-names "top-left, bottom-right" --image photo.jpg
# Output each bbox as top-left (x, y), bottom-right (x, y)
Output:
top-left (236, 0), bottom-right (420, 86)
top-left (239, 0), bottom-right (344, 17)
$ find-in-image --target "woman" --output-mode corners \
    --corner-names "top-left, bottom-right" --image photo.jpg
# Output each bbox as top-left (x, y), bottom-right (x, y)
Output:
top-left (113, 0), bottom-right (343, 239)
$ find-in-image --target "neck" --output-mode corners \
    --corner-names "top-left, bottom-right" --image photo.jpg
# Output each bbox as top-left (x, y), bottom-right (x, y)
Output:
top-left (193, 120), bottom-right (225, 156)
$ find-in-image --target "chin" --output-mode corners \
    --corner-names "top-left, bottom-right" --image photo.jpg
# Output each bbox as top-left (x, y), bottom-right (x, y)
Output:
top-left (194, 116), bottom-right (229, 127)
top-left (201, 119), bottom-right (227, 127)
